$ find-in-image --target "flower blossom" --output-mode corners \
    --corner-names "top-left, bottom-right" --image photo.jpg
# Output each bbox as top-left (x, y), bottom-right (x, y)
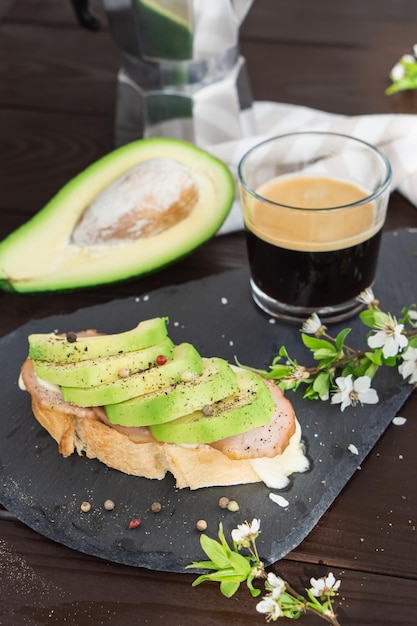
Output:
top-left (356, 287), bottom-right (378, 306)
top-left (266, 572), bottom-right (286, 599)
top-left (398, 346), bottom-right (417, 384)
top-left (256, 594), bottom-right (281, 621)
top-left (331, 374), bottom-right (379, 411)
top-left (231, 518), bottom-right (260, 546)
top-left (309, 572), bottom-right (341, 598)
top-left (390, 63), bottom-right (405, 81)
top-left (367, 313), bottom-right (408, 358)
top-left (301, 313), bottom-right (324, 335)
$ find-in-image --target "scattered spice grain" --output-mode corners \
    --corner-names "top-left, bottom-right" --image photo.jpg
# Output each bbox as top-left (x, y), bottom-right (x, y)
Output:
top-left (128, 518), bottom-right (141, 529)
top-left (218, 496), bottom-right (230, 509)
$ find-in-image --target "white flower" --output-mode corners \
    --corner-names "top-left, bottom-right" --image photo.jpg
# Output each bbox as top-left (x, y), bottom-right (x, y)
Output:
top-left (256, 595), bottom-right (281, 620)
top-left (413, 43), bottom-right (417, 57)
top-left (301, 313), bottom-right (323, 335)
top-left (266, 572), bottom-right (286, 599)
top-left (331, 375), bottom-right (379, 412)
top-left (401, 53), bottom-right (416, 64)
top-left (367, 314), bottom-right (408, 358)
top-left (391, 62), bottom-right (405, 81)
top-left (231, 518), bottom-right (260, 545)
top-left (398, 346), bottom-right (417, 384)
top-left (356, 287), bottom-right (377, 306)
top-left (309, 572), bottom-right (341, 598)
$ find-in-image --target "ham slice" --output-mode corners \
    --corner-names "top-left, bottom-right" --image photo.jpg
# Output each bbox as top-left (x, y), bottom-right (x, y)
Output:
top-left (210, 380), bottom-right (296, 460)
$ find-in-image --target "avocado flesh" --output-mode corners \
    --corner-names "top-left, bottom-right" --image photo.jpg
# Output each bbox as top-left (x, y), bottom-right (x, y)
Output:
top-left (33, 337), bottom-right (174, 388)
top-left (105, 357), bottom-right (239, 427)
top-left (29, 317), bottom-right (168, 363)
top-left (61, 343), bottom-right (203, 407)
top-left (0, 138), bottom-right (234, 293)
top-left (150, 369), bottom-right (275, 444)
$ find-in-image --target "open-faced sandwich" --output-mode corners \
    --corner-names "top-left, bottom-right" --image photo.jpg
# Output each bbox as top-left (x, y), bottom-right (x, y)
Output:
top-left (19, 317), bottom-right (309, 490)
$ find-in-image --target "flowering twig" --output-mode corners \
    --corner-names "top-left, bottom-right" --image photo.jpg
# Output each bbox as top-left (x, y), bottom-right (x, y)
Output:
top-left (187, 520), bottom-right (342, 624)
top-left (239, 289), bottom-right (417, 411)
top-left (386, 44), bottom-right (417, 94)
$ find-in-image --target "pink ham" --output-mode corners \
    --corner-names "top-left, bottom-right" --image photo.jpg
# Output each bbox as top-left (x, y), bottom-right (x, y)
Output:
top-left (209, 379), bottom-right (296, 460)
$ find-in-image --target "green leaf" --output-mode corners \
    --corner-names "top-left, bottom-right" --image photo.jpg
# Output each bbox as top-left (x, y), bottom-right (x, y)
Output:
top-left (227, 550), bottom-right (252, 576)
top-left (313, 371), bottom-right (331, 398)
top-left (335, 327), bottom-right (352, 351)
top-left (360, 309), bottom-right (389, 328)
top-left (365, 349), bottom-right (383, 365)
top-left (312, 348), bottom-right (339, 361)
top-left (301, 334), bottom-right (336, 352)
top-left (220, 580), bottom-right (241, 598)
top-left (303, 383), bottom-right (320, 400)
top-left (199, 534), bottom-right (231, 569)
top-left (186, 559), bottom-right (219, 572)
top-left (265, 364), bottom-right (293, 379)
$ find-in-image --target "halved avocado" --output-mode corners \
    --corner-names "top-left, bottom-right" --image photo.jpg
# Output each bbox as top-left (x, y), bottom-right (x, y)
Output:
top-left (0, 138), bottom-right (234, 293)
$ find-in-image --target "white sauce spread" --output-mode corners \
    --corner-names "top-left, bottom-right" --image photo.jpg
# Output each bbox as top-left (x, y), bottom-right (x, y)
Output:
top-left (249, 421), bottom-right (309, 489)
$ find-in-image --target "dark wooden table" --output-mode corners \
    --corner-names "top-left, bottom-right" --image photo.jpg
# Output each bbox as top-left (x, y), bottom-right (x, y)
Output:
top-left (1, 1), bottom-right (417, 624)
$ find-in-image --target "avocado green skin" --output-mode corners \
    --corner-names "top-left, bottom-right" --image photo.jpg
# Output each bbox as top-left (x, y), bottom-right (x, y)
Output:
top-left (61, 343), bottom-right (203, 407)
top-left (150, 369), bottom-right (275, 444)
top-left (28, 317), bottom-right (168, 363)
top-left (0, 138), bottom-right (235, 294)
top-left (33, 337), bottom-right (174, 388)
top-left (105, 357), bottom-right (239, 427)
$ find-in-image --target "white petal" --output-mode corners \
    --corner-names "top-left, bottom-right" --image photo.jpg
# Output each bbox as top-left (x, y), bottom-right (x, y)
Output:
top-left (382, 337), bottom-right (400, 358)
top-left (353, 376), bottom-right (372, 393)
top-left (360, 388), bottom-right (379, 404)
top-left (368, 331), bottom-right (385, 349)
top-left (392, 416), bottom-right (407, 426)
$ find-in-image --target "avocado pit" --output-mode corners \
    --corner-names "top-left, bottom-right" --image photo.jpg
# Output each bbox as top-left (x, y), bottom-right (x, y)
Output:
top-left (71, 158), bottom-right (199, 246)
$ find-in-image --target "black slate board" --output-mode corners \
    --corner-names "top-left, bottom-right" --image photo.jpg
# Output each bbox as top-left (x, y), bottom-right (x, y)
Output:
top-left (0, 229), bottom-right (415, 573)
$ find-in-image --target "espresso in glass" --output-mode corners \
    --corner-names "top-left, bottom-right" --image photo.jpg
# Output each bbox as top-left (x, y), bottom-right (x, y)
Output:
top-left (238, 133), bottom-right (392, 322)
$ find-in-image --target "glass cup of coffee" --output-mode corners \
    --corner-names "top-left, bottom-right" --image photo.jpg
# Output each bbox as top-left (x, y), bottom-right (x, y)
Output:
top-left (237, 131), bottom-right (392, 322)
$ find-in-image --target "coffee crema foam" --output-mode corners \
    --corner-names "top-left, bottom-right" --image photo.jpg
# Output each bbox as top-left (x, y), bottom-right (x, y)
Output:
top-left (247, 175), bottom-right (382, 252)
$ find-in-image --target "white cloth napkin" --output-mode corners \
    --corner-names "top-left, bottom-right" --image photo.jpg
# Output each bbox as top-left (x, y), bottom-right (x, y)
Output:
top-left (209, 101), bottom-right (417, 234)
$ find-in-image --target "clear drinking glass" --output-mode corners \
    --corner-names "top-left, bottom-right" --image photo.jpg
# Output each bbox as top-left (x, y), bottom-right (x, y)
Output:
top-left (238, 131), bottom-right (392, 322)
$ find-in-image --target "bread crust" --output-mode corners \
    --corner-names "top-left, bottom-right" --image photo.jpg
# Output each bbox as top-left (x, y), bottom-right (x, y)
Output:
top-left (21, 358), bottom-right (295, 489)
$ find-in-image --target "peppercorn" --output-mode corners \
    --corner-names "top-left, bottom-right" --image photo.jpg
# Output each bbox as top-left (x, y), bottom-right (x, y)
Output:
top-left (103, 499), bottom-right (115, 511)
top-left (227, 500), bottom-right (240, 512)
top-left (128, 518), bottom-right (141, 529)
top-left (218, 496), bottom-right (230, 509)
top-left (150, 501), bottom-right (162, 513)
top-left (66, 331), bottom-right (77, 343)
top-left (196, 519), bottom-right (207, 531)
top-left (80, 501), bottom-right (91, 513)
top-left (156, 355), bottom-right (168, 366)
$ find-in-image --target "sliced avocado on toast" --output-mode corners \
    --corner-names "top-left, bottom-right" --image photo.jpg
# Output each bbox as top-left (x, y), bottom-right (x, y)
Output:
top-left (28, 317), bottom-right (275, 445)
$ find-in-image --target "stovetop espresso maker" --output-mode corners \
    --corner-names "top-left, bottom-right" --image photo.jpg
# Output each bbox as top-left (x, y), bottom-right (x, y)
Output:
top-left (70, 0), bottom-right (256, 148)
